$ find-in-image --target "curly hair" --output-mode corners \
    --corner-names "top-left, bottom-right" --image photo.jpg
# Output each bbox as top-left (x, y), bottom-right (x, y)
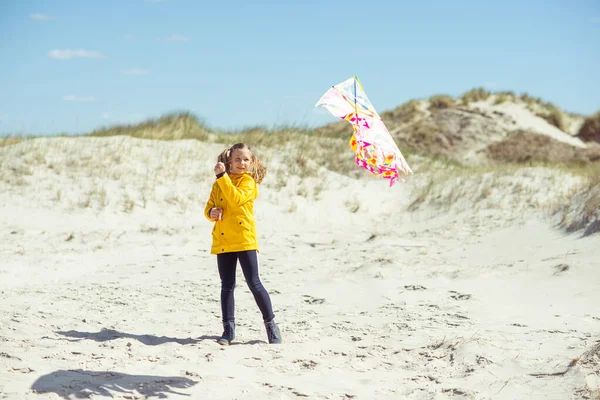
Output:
top-left (217, 143), bottom-right (267, 184)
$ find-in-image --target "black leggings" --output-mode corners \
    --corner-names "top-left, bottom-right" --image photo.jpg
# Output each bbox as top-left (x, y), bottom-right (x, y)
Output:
top-left (217, 250), bottom-right (275, 323)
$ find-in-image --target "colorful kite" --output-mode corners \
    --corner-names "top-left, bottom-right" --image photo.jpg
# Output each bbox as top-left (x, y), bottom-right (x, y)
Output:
top-left (315, 76), bottom-right (412, 186)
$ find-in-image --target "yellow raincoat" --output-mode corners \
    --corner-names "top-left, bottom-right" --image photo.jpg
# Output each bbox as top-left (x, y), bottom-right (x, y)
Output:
top-left (204, 173), bottom-right (259, 254)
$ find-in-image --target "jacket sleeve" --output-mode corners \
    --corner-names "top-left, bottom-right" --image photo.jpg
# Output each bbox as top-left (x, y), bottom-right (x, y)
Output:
top-left (204, 183), bottom-right (217, 221)
top-left (216, 174), bottom-right (257, 206)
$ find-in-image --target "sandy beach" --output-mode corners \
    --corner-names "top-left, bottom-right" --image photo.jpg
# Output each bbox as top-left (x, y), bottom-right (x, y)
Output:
top-left (0, 136), bottom-right (599, 399)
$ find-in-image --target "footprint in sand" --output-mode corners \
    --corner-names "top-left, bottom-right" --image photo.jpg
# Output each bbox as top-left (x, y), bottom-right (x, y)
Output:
top-left (448, 291), bottom-right (471, 300)
top-left (404, 285), bottom-right (427, 291)
top-left (302, 295), bottom-right (325, 305)
top-left (292, 359), bottom-right (318, 370)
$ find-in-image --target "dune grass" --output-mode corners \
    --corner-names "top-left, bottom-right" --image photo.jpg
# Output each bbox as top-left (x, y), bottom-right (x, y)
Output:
top-left (493, 91), bottom-right (516, 104)
top-left (577, 111), bottom-right (600, 143)
top-left (90, 112), bottom-right (211, 141)
top-left (2, 105), bottom-right (598, 235)
top-left (460, 87), bottom-right (491, 104)
top-left (0, 137), bottom-right (27, 148)
top-left (428, 95), bottom-right (455, 110)
top-left (536, 106), bottom-right (567, 132)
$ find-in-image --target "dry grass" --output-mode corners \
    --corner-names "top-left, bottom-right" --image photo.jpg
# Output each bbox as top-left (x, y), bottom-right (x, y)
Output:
top-left (406, 162), bottom-right (590, 222)
top-left (0, 136), bottom-right (209, 216)
top-left (408, 178), bottom-right (434, 211)
top-left (589, 162), bottom-right (600, 186)
top-left (536, 106), bottom-right (567, 132)
top-left (529, 342), bottom-right (600, 400)
top-left (484, 131), bottom-right (600, 165)
top-left (392, 115), bottom-right (482, 166)
top-left (90, 112), bottom-right (211, 141)
top-left (395, 120), bottom-right (445, 157)
top-left (493, 91), bottom-right (516, 105)
top-left (555, 163), bottom-right (600, 236)
top-left (3, 105), bottom-right (599, 236)
top-left (428, 95), bottom-right (455, 110)
top-left (460, 87), bottom-right (491, 104)
top-left (0, 137), bottom-right (27, 148)
top-left (577, 111), bottom-right (600, 143)
top-left (213, 126), bottom-right (357, 178)
top-left (312, 181), bottom-right (325, 200)
top-left (519, 93), bottom-right (553, 108)
top-left (380, 100), bottom-right (422, 126)
top-left (312, 121), bottom-right (352, 140)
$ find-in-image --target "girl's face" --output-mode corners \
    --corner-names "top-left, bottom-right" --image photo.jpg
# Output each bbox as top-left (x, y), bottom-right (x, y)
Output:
top-left (228, 148), bottom-right (253, 174)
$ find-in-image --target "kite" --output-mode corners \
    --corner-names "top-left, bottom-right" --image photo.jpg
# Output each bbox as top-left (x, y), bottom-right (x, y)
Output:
top-left (315, 76), bottom-right (412, 186)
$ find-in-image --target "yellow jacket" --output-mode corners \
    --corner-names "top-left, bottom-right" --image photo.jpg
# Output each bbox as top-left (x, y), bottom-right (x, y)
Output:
top-left (204, 173), bottom-right (259, 254)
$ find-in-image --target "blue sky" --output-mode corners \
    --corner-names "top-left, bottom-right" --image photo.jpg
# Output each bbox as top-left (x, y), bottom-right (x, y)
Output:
top-left (0, 0), bottom-right (598, 135)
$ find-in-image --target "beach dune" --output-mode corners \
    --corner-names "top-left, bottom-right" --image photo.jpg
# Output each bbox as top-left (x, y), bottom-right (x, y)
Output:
top-left (0, 136), bottom-right (598, 399)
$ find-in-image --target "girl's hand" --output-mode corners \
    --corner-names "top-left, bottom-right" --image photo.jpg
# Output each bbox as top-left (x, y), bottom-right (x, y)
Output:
top-left (210, 207), bottom-right (223, 221)
top-left (214, 162), bottom-right (226, 175)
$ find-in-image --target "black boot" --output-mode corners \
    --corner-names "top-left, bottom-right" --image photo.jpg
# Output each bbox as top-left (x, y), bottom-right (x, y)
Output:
top-left (264, 319), bottom-right (281, 344)
top-left (217, 321), bottom-right (235, 346)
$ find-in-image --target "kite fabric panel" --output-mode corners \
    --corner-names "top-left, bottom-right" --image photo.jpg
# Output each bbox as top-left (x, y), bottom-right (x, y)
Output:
top-left (315, 76), bottom-right (413, 186)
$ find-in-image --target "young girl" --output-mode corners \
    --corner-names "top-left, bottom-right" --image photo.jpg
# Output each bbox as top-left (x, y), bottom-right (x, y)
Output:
top-left (204, 143), bottom-right (281, 346)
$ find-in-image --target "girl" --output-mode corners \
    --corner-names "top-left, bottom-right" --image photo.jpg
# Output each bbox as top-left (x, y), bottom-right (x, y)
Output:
top-left (204, 143), bottom-right (282, 346)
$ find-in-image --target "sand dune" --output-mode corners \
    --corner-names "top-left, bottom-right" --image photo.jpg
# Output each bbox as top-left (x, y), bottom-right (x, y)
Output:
top-left (0, 137), bottom-right (598, 399)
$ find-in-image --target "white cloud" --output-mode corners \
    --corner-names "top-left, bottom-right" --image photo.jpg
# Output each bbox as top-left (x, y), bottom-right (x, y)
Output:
top-left (48, 49), bottom-right (108, 60)
top-left (121, 69), bottom-right (150, 75)
top-left (158, 34), bottom-right (189, 42)
top-left (30, 13), bottom-right (54, 21)
top-left (63, 95), bottom-right (96, 102)
top-left (124, 34), bottom-right (135, 40)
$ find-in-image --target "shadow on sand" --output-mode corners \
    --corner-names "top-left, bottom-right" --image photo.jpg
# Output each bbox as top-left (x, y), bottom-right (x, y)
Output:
top-left (55, 329), bottom-right (267, 346)
top-left (31, 369), bottom-right (198, 399)
top-left (55, 329), bottom-right (199, 346)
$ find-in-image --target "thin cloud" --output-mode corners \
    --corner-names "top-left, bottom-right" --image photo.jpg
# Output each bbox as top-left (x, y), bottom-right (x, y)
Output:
top-left (145, 0), bottom-right (167, 3)
top-left (124, 34), bottom-right (135, 40)
top-left (63, 95), bottom-right (96, 102)
top-left (30, 13), bottom-right (54, 21)
top-left (483, 82), bottom-right (498, 89)
top-left (0, 114), bottom-right (7, 122)
top-left (102, 112), bottom-right (110, 120)
top-left (591, 17), bottom-right (600, 23)
top-left (121, 69), bottom-right (150, 75)
top-left (49, 49), bottom-right (108, 60)
top-left (158, 34), bottom-right (189, 42)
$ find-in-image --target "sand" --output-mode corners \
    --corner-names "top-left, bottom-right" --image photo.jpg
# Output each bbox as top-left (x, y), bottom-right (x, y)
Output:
top-left (0, 137), bottom-right (598, 399)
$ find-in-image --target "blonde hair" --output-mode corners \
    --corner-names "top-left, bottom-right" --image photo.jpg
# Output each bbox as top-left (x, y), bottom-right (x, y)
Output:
top-left (217, 143), bottom-right (267, 184)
